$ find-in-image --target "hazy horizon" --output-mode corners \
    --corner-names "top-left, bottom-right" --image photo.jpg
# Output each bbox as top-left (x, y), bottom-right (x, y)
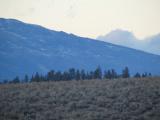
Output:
top-left (0, 0), bottom-right (160, 39)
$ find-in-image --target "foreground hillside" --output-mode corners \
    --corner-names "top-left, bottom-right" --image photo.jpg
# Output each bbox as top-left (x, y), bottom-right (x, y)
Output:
top-left (1, 18), bottom-right (160, 80)
top-left (0, 78), bottom-right (160, 120)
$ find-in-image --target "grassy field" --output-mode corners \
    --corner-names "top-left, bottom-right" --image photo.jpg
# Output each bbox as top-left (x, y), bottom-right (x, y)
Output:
top-left (0, 78), bottom-right (160, 120)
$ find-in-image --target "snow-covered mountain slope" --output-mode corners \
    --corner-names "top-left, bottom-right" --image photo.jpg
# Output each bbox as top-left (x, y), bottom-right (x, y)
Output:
top-left (97, 29), bottom-right (160, 55)
top-left (0, 18), bottom-right (160, 80)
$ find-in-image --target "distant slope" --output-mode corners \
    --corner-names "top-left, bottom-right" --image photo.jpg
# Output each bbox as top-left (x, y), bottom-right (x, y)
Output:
top-left (0, 18), bottom-right (160, 80)
top-left (97, 29), bottom-right (160, 55)
top-left (144, 34), bottom-right (160, 55)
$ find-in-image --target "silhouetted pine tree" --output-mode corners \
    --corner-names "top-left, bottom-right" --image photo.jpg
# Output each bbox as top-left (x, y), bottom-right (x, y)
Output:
top-left (55, 71), bottom-right (62, 81)
top-left (89, 71), bottom-right (94, 79)
top-left (47, 70), bottom-right (55, 81)
top-left (30, 75), bottom-right (34, 82)
top-left (148, 73), bottom-right (152, 77)
top-left (24, 74), bottom-right (29, 83)
top-left (104, 70), bottom-right (112, 79)
top-left (11, 76), bottom-right (20, 83)
top-left (111, 69), bottom-right (117, 79)
top-left (36, 72), bottom-right (41, 82)
top-left (75, 70), bottom-right (81, 80)
top-left (94, 66), bottom-right (102, 79)
top-left (3, 80), bottom-right (8, 84)
top-left (62, 71), bottom-right (70, 80)
top-left (69, 68), bottom-right (76, 80)
top-left (81, 69), bottom-right (86, 80)
top-left (142, 72), bottom-right (148, 77)
top-left (30, 72), bottom-right (40, 82)
top-left (122, 67), bottom-right (130, 78)
top-left (134, 72), bottom-right (141, 78)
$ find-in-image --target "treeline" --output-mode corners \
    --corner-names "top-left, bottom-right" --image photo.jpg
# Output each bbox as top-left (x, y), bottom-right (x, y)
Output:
top-left (1, 66), bottom-right (152, 84)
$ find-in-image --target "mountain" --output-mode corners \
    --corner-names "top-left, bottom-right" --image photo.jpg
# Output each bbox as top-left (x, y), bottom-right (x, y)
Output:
top-left (97, 29), bottom-right (160, 55)
top-left (0, 18), bottom-right (160, 80)
top-left (97, 29), bottom-right (138, 47)
top-left (144, 34), bottom-right (160, 55)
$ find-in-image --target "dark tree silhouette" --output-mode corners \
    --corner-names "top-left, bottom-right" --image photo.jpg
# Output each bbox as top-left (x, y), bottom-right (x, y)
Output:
top-left (104, 70), bottom-right (112, 79)
top-left (111, 69), bottom-right (117, 79)
top-left (81, 69), bottom-right (86, 80)
top-left (69, 68), bottom-right (76, 80)
top-left (142, 72), bottom-right (148, 77)
top-left (55, 71), bottom-right (62, 81)
top-left (94, 66), bottom-right (102, 79)
top-left (122, 67), bottom-right (130, 78)
top-left (75, 70), bottom-right (81, 80)
top-left (11, 76), bottom-right (20, 83)
top-left (24, 74), bottom-right (29, 83)
top-left (47, 70), bottom-right (55, 81)
top-left (134, 72), bottom-right (141, 78)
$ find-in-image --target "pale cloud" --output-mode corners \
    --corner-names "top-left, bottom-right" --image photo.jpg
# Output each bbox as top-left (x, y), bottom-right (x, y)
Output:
top-left (0, 0), bottom-right (160, 39)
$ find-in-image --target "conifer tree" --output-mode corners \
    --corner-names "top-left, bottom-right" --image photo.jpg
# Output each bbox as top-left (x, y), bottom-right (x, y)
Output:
top-left (81, 69), bottom-right (86, 80)
top-left (24, 74), bottom-right (29, 83)
top-left (47, 70), bottom-right (55, 81)
top-left (69, 68), bottom-right (76, 80)
top-left (122, 67), bottom-right (130, 78)
top-left (55, 71), bottom-right (62, 81)
top-left (104, 70), bottom-right (112, 79)
top-left (75, 70), bottom-right (81, 80)
top-left (34, 72), bottom-right (41, 82)
top-left (134, 72), bottom-right (141, 78)
top-left (12, 76), bottom-right (20, 83)
top-left (111, 69), bottom-right (117, 79)
top-left (94, 66), bottom-right (102, 79)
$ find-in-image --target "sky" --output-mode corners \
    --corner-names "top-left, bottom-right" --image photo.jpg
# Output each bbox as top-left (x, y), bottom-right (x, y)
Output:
top-left (0, 0), bottom-right (160, 39)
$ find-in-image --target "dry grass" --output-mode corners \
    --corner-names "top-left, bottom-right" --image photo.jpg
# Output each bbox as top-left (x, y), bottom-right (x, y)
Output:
top-left (0, 77), bottom-right (160, 120)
